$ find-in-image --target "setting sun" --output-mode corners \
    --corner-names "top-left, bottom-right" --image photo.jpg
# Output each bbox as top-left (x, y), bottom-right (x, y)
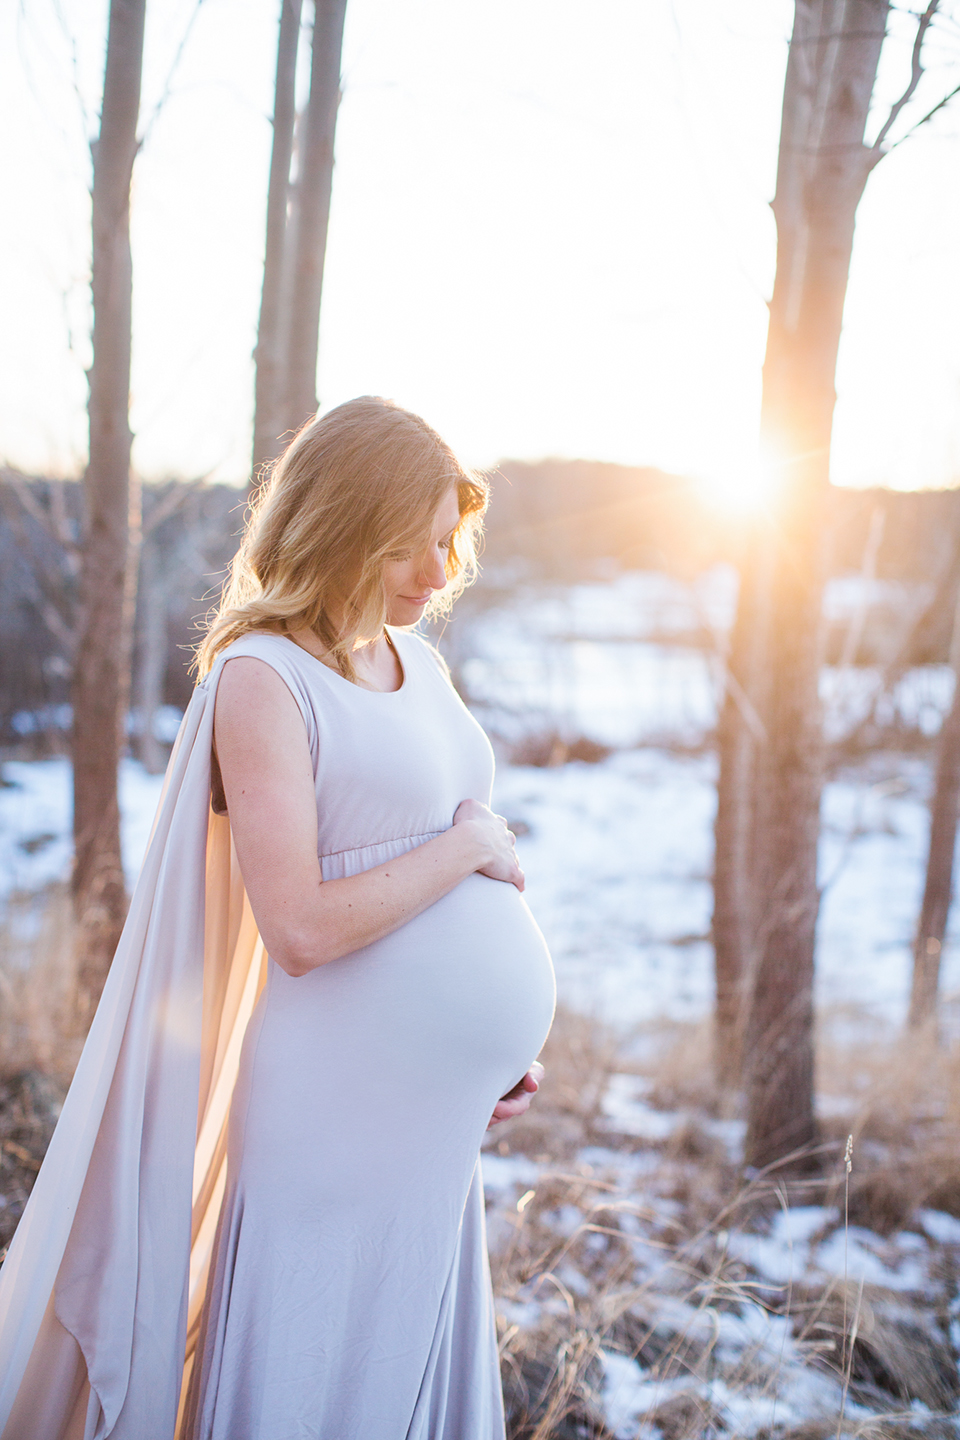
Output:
top-left (698, 438), bottom-right (786, 515)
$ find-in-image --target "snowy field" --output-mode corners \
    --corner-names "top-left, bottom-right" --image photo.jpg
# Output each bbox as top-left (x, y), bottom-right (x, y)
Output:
top-left (3, 742), bottom-right (958, 1034)
top-left (2, 570), bottom-right (959, 1032)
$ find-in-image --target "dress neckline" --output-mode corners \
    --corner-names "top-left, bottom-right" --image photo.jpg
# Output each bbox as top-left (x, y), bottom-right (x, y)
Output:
top-left (278, 630), bottom-right (408, 696)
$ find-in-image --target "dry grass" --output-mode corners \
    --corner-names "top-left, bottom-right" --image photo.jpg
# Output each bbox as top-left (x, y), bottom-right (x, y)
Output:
top-left (0, 882), bottom-right (77, 1250)
top-left (488, 1008), bottom-right (960, 1439)
top-left (0, 882), bottom-right (82, 1083)
top-left (816, 1009), bottom-right (960, 1233)
top-left (1, 899), bottom-right (959, 1435)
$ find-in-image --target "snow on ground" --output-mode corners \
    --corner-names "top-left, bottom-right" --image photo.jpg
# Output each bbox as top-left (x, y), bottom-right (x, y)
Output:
top-left (3, 572), bottom-right (960, 1028)
top-left (0, 758), bottom-right (166, 905)
top-left (5, 743), bottom-right (956, 1029)
top-left (483, 1136), bottom-right (960, 1436)
top-left (493, 748), bottom-right (960, 1029)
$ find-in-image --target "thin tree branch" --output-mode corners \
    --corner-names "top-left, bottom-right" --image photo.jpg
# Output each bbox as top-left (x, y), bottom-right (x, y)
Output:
top-left (886, 77), bottom-right (960, 148)
top-left (872, 0), bottom-right (939, 155)
top-left (0, 468), bottom-right (80, 561)
top-left (142, 472), bottom-right (214, 536)
top-left (137, 0), bottom-right (207, 148)
top-left (50, 0), bottom-right (95, 135)
top-left (0, 485), bottom-right (78, 649)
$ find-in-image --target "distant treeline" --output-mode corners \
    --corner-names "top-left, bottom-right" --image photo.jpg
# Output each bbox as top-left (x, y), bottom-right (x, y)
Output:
top-left (2, 464), bottom-right (959, 746)
top-left (487, 459), bottom-right (960, 581)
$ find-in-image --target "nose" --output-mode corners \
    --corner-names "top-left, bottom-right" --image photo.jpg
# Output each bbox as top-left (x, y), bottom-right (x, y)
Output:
top-left (419, 545), bottom-right (447, 590)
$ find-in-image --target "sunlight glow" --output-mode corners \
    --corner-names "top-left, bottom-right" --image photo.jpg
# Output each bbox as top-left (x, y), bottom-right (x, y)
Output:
top-left (698, 440), bottom-right (783, 516)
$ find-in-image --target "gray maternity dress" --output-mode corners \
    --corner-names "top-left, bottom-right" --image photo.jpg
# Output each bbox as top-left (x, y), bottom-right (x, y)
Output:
top-left (183, 630), bottom-right (556, 1440)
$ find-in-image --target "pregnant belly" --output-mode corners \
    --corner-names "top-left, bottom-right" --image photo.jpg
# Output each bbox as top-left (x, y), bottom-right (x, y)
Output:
top-left (391, 871), bottom-right (557, 1089)
top-left (245, 873), bottom-right (556, 1166)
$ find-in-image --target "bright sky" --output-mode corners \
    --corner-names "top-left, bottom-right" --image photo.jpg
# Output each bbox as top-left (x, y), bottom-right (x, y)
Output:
top-left (2, 0), bottom-right (959, 492)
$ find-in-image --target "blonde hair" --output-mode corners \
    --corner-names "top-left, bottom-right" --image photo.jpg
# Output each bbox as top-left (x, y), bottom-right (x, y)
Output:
top-left (196, 396), bottom-right (488, 682)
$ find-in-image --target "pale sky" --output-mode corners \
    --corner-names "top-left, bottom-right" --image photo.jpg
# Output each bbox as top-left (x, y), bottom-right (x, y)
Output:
top-left (2, 0), bottom-right (959, 493)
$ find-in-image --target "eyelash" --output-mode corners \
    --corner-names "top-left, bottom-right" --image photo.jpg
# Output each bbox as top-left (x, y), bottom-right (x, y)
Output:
top-left (387, 539), bottom-right (453, 561)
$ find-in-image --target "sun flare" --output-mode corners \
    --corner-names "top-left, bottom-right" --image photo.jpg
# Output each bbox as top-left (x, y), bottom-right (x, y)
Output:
top-left (698, 440), bottom-right (783, 516)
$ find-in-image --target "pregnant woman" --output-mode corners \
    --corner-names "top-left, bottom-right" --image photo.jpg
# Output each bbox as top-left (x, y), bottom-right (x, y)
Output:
top-left (0, 396), bottom-right (555, 1440)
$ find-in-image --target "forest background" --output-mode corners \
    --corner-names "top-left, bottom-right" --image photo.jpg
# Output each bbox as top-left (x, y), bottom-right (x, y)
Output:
top-left (3, 1), bottom-right (960, 1437)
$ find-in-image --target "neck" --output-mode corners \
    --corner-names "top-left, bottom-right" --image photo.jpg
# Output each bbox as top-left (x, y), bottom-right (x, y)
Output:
top-left (287, 625), bottom-right (401, 692)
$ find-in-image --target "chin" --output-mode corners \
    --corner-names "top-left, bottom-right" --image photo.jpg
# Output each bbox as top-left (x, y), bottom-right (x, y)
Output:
top-left (388, 601), bottom-right (427, 626)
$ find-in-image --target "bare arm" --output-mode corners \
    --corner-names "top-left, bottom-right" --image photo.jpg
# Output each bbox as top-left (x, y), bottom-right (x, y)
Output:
top-left (213, 657), bottom-right (523, 977)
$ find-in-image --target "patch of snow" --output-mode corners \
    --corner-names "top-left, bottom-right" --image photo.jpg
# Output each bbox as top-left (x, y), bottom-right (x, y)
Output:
top-left (0, 758), bottom-right (165, 911)
top-left (775, 1206), bottom-right (838, 1245)
top-left (497, 1297), bottom-right (542, 1329)
top-left (919, 1209), bottom-right (960, 1246)
top-left (726, 1208), bottom-right (835, 1286)
top-left (479, 1152), bottom-right (540, 1194)
top-left (599, 1351), bottom-right (693, 1437)
top-left (812, 1226), bottom-right (927, 1291)
top-left (0, 758), bottom-right (73, 900)
top-left (727, 1232), bottom-right (812, 1288)
top-left (601, 1074), bottom-right (680, 1140)
top-left (577, 1146), bottom-right (666, 1183)
top-left (702, 1116), bottom-right (746, 1161)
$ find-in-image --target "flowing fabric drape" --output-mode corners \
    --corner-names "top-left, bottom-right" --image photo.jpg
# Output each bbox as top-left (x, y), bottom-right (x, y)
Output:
top-left (0, 663), bottom-right (263, 1440)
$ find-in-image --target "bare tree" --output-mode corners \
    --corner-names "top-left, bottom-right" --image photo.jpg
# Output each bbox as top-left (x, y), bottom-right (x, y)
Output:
top-left (711, 0), bottom-right (958, 1171)
top-left (908, 583), bottom-right (960, 1029)
top-left (249, 0), bottom-right (348, 485)
top-left (252, 0), bottom-right (304, 482)
top-left (71, 0), bottom-right (146, 1019)
top-left (281, 0), bottom-right (348, 437)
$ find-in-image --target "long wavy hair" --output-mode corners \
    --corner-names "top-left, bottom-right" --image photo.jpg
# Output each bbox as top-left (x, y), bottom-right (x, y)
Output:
top-left (196, 397), bottom-right (488, 683)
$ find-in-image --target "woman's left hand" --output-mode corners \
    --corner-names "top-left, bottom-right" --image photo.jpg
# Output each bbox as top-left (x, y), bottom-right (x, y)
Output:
top-left (487, 1062), bottom-right (544, 1129)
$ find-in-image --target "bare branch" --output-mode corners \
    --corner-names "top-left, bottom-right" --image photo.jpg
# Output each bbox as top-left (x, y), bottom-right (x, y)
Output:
top-left (887, 76), bottom-right (960, 147)
top-left (137, 0), bottom-right (207, 149)
top-left (50, 0), bottom-right (95, 135)
top-left (142, 472), bottom-right (214, 536)
top-left (0, 468), bottom-right (77, 556)
top-left (872, 0), bottom-right (939, 156)
top-left (0, 483), bottom-right (78, 649)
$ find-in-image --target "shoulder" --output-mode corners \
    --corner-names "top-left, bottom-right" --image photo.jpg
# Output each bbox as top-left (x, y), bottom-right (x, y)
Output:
top-left (213, 632), bottom-right (299, 671)
top-left (208, 634), bottom-right (320, 752)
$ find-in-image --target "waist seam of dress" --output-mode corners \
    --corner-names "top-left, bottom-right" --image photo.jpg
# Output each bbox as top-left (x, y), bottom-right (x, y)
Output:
top-left (318, 829), bottom-right (443, 861)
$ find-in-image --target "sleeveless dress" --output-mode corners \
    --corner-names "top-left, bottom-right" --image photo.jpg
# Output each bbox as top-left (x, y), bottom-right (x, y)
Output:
top-left (183, 630), bottom-right (556, 1440)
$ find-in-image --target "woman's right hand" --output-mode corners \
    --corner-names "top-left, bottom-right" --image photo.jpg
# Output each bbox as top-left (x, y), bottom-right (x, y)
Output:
top-left (453, 799), bottom-right (525, 892)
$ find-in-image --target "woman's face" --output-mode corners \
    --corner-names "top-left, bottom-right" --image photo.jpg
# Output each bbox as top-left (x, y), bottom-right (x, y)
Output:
top-left (382, 486), bottom-right (461, 626)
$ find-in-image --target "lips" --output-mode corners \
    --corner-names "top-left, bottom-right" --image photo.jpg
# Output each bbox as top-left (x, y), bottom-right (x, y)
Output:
top-left (401, 595), bottom-right (432, 606)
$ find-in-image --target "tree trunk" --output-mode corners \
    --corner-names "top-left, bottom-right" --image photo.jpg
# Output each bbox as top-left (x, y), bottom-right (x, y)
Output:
top-left (713, 527), bottom-right (772, 1091)
top-left (732, 0), bottom-right (889, 1172)
top-left (71, 0), bottom-right (145, 1021)
top-left (251, 0), bottom-right (304, 485)
top-left (907, 588), bottom-right (960, 1030)
top-left (282, 0), bottom-right (348, 435)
